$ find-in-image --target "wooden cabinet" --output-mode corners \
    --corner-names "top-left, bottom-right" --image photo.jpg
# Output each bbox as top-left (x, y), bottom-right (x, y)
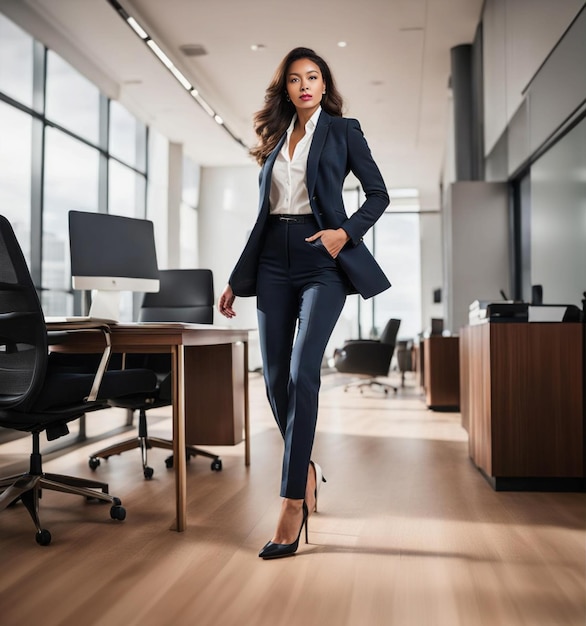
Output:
top-left (423, 336), bottom-right (460, 410)
top-left (460, 323), bottom-right (584, 489)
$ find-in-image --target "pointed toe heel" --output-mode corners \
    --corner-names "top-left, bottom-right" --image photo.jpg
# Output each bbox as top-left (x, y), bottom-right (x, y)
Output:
top-left (259, 502), bottom-right (309, 560)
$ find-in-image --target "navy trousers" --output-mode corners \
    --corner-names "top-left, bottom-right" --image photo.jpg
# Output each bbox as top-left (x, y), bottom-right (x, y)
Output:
top-left (256, 215), bottom-right (347, 499)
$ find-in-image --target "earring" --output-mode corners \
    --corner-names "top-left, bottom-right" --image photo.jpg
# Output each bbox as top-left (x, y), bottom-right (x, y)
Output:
top-left (322, 91), bottom-right (326, 95)
top-left (285, 93), bottom-right (290, 102)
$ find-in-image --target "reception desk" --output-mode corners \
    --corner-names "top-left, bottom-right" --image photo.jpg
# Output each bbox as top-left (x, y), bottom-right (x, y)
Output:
top-left (460, 322), bottom-right (584, 490)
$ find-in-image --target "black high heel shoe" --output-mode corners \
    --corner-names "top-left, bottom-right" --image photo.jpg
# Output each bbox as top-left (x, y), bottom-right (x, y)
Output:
top-left (258, 501), bottom-right (309, 560)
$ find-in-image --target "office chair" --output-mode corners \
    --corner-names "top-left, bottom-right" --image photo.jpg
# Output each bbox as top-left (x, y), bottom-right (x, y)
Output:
top-left (333, 318), bottom-right (401, 394)
top-left (396, 339), bottom-right (415, 388)
top-left (0, 215), bottom-right (158, 545)
top-left (88, 269), bottom-right (223, 480)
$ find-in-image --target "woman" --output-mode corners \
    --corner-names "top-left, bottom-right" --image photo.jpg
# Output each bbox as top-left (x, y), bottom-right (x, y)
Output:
top-left (218, 47), bottom-right (390, 559)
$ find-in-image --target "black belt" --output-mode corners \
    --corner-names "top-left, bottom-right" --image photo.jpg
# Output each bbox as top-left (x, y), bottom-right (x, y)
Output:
top-left (270, 214), bottom-right (316, 224)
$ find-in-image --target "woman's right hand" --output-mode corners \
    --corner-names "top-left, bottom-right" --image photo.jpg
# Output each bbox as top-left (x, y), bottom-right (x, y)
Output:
top-left (218, 284), bottom-right (236, 319)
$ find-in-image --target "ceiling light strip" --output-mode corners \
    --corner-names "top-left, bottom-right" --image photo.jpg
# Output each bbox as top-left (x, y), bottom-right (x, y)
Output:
top-left (106, 0), bottom-right (247, 148)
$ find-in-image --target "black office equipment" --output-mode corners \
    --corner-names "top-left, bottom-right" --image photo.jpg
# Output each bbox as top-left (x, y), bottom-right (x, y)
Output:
top-left (68, 211), bottom-right (160, 321)
top-left (531, 284), bottom-right (543, 305)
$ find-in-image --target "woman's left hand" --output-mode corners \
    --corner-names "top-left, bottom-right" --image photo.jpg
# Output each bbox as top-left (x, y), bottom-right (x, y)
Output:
top-left (305, 228), bottom-right (350, 259)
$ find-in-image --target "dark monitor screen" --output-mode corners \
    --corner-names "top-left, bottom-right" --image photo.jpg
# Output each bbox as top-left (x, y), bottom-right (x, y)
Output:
top-left (68, 211), bottom-right (159, 320)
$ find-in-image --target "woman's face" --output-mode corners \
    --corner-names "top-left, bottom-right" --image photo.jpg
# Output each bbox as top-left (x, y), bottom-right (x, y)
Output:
top-left (285, 58), bottom-right (325, 116)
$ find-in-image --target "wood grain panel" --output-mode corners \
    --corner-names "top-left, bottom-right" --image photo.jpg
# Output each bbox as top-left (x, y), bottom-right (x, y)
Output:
top-left (463, 322), bottom-right (583, 481)
top-left (424, 336), bottom-right (460, 409)
top-left (489, 323), bottom-right (583, 476)
top-left (184, 343), bottom-right (245, 446)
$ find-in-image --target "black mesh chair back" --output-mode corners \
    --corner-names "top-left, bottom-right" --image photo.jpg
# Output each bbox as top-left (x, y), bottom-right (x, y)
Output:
top-left (379, 318), bottom-right (401, 347)
top-left (139, 269), bottom-right (214, 324)
top-left (0, 214), bottom-right (158, 545)
top-left (0, 215), bottom-right (48, 413)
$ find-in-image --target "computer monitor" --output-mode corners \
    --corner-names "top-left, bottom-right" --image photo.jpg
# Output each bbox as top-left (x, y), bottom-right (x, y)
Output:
top-left (68, 211), bottom-right (160, 321)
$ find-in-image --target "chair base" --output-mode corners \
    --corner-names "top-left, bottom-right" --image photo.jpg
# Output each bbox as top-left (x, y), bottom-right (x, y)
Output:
top-left (343, 378), bottom-right (398, 395)
top-left (89, 407), bottom-right (222, 479)
top-left (0, 470), bottom-right (125, 546)
top-left (89, 435), bottom-right (222, 479)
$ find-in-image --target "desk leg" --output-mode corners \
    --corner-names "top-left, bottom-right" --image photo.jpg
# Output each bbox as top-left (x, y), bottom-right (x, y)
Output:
top-left (244, 340), bottom-right (250, 467)
top-left (172, 344), bottom-right (187, 531)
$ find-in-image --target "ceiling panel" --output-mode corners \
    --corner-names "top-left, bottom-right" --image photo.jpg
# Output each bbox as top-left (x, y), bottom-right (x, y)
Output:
top-left (13, 0), bottom-right (484, 208)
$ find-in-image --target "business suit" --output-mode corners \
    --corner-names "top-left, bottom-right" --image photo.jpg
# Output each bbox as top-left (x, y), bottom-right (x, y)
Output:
top-left (229, 110), bottom-right (390, 499)
top-left (229, 110), bottom-right (391, 299)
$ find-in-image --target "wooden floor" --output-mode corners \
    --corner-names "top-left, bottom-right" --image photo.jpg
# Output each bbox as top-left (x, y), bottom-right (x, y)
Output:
top-left (0, 372), bottom-right (584, 626)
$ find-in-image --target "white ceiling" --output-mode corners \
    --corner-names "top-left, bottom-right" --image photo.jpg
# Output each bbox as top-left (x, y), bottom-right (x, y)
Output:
top-left (17, 0), bottom-right (483, 209)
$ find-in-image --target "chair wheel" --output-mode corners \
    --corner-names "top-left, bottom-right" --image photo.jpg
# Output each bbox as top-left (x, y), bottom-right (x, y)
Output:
top-left (89, 457), bottom-right (100, 470)
top-left (144, 466), bottom-right (154, 480)
top-left (36, 528), bottom-right (52, 546)
top-left (211, 459), bottom-right (223, 471)
top-left (110, 505), bottom-right (126, 521)
top-left (165, 455), bottom-right (174, 469)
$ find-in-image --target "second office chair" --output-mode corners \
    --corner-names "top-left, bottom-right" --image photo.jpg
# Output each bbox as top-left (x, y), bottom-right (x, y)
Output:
top-left (88, 269), bottom-right (222, 479)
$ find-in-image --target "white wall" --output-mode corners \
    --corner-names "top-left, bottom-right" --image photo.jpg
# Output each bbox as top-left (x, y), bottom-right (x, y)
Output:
top-left (166, 142), bottom-right (182, 268)
top-left (443, 181), bottom-right (509, 333)
top-left (419, 212), bottom-right (444, 333)
top-left (146, 129), bottom-right (169, 269)
top-left (483, 0), bottom-right (584, 155)
top-left (198, 164), bottom-right (262, 369)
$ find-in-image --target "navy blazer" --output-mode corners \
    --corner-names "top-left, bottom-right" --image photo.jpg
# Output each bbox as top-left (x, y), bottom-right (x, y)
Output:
top-left (229, 110), bottom-right (391, 299)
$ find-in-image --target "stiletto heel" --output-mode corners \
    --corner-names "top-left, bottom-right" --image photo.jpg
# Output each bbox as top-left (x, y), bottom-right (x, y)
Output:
top-left (259, 501), bottom-right (309, 559)
top-left (310, 461), bottom-right (327, 513)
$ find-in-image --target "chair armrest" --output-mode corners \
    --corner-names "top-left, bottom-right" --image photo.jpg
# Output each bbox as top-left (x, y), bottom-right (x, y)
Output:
top-left (46, 321), bottom-right (112, 402)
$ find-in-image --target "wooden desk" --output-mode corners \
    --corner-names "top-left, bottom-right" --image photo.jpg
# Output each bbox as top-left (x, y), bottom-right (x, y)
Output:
top-left (460, 322), bottom-right (584, 490)
top-left (48, 322), bottom-right (249, 531)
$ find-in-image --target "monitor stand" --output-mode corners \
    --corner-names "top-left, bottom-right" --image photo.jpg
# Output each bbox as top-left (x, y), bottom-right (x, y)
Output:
top-left (88, 290), bottom-right (121, 322)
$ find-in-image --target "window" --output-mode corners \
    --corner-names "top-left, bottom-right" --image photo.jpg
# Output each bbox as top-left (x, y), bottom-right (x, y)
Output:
top-left (373, 213), bottom-right (422, 341)
top-left (109, 159), bottom-right (146, 218)
top-left (42, 128), bottom-right (100, 315)
top-left (0, 21), bottom-right (166, 319)
top-left (109, 100), bottom-right (147, 171)
top-left (0, 100), bottom-right (32, 262)
top-left (338, 189), bottom-right (422, 342)
top-left (45, 51), bottom-right (100, 145)
top-left (0, 14), bottom-right (34, 108)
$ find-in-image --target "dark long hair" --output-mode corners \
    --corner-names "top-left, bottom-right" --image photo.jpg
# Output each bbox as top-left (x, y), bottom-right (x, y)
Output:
top-left (249, 47), bottom-right (344, 165)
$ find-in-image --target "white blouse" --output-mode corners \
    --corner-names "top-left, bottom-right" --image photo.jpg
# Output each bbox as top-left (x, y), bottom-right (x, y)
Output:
top-left (269, 107), bottom-right (322, 215)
